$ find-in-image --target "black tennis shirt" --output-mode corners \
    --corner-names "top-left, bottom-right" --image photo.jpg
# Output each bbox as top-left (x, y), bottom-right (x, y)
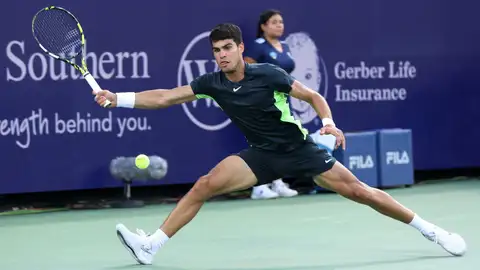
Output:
top-left (190, 63), bottom-right (309, 152)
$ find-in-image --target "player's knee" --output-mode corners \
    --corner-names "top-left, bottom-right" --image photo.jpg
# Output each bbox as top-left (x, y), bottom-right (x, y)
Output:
top-left (190, 174), bottom-right (221, 201)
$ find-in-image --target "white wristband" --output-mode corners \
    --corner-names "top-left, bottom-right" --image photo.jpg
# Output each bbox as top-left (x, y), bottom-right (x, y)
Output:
top-left (116, 92), bottom-right (136, 108)
top-left (322, 118), bottom-right (335, 127)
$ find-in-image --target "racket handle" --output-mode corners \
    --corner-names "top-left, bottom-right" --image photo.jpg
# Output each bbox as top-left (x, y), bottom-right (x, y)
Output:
top-left (85, 73), bottom-right (111, 108)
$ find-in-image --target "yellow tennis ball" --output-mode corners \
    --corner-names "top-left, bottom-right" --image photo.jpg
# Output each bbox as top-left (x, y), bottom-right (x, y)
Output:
top-left (135, 154), bottom-right (150, 169)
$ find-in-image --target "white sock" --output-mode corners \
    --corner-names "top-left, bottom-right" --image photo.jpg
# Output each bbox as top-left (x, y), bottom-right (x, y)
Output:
top-left (409, 214), bottom-right (435, 233)
top-left (149, 229), bottom-right (169, 251)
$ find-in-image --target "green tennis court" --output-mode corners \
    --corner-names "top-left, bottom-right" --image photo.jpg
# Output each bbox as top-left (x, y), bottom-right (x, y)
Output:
top-left (1, 179), bottom-right (478, 270)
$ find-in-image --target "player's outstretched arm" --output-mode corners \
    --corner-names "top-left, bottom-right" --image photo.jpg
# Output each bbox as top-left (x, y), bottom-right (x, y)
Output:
top-left (289, 80), bottom-right (333, 123)
top-left (289, 80), bottom-right (346, 149)
top-left (93, 85), bottom-right (197, 109)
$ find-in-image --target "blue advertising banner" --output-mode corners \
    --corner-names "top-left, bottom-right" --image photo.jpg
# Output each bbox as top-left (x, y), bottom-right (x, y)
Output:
top-left (1, 0), bottom-right (479, 194)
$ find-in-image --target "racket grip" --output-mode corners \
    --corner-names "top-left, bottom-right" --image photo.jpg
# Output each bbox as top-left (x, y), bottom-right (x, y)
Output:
top-left (85, 73), bottom-right (111, 107)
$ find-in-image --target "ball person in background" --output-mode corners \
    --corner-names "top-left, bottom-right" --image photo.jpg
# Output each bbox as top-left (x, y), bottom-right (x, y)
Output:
top-left (244, 9), bottom-right (298, 200)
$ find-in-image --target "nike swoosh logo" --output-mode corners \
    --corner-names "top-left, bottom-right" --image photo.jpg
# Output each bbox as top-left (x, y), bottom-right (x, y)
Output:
top-left (325, 158), bottom-right (333, 163)
top-left (233, 86), bottom-right (242, 92)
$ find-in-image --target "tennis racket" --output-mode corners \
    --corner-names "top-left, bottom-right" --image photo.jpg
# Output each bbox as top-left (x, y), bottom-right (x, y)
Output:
top-left (31, 6), bottom-right (111, 107)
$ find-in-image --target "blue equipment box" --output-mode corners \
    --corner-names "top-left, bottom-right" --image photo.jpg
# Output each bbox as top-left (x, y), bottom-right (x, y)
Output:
top-left (377, 129), bottom-right (414, 187)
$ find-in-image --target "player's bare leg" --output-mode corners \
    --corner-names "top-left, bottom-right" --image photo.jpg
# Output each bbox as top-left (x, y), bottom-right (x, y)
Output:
top-left (314, 161), bottom-right (467, 256)
top-left (116, 155), bottom-right (257, 265)
top-left (160, 155), bottom-right (257, 236)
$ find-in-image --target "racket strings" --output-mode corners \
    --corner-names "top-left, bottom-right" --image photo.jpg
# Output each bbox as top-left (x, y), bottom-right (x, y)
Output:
top-left (33, 9), bottom-right (82, 59)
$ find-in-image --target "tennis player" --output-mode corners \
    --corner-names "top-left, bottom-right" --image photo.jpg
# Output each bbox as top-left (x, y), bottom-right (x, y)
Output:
top-left (94, 23), bottom-right (467, 265)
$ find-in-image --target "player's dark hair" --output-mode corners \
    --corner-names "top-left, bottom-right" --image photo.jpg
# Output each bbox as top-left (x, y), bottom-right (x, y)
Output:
top-left (209, 23), bottom-right (243, 45)
top-left (256, 9), bottom-right (282, 38)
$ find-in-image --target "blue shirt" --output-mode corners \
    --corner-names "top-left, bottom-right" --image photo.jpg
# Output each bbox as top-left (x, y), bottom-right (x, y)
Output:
top-left (245, 37), bottom-right (296, 74)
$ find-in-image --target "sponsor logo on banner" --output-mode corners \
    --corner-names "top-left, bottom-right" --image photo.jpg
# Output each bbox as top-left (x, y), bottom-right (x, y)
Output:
top-left (178, 31), bottom-right (230, 131)
top-left (386, 151), bottom-right (410, 165)
top-left (349, 155), bottom-right (375, 169)
top-left (286, 37), bottom-right (418, 103)
top-left (285, 32), bottom-right (328, 124)
top-left (2, 40), bottom-right (153, 149)
top-left (5, 40), bottom-right (150, 82)
top-left (333, 60), bottom-right (416, 102)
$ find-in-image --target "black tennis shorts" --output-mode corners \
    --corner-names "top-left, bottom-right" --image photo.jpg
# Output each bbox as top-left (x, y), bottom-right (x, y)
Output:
top-left (236, 136), bottom-right (336, 186)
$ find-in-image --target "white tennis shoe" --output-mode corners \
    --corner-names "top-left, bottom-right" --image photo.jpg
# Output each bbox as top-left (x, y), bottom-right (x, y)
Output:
top-left (116, 223), bottom-right (156, 265)
top-left (422, 226), bottom-right (467, 256)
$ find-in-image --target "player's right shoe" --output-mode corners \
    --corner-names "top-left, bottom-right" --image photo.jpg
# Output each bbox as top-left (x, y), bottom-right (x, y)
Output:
top-left (116, 223), bottom-right (156, 265)
top-left (422, 226), bottom-right (467, 256)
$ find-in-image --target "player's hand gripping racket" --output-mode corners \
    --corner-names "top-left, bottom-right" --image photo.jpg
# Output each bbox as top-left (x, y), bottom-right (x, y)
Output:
top-left (32, 6), bottom-right (111, 107)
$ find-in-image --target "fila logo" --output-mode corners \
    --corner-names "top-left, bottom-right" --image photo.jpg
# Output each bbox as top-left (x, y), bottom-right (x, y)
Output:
top-left (386, 151), bottom-right (410, 165)
top-left (233, 86), bottom-right (242, 92)
top-left (349, 155), bottom-right (374, 169)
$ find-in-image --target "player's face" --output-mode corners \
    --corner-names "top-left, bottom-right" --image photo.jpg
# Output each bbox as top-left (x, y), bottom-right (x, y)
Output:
top-left (212, 39), bottom-right (244, 73)
top-left (262, 14), bottom-right (284, 38)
